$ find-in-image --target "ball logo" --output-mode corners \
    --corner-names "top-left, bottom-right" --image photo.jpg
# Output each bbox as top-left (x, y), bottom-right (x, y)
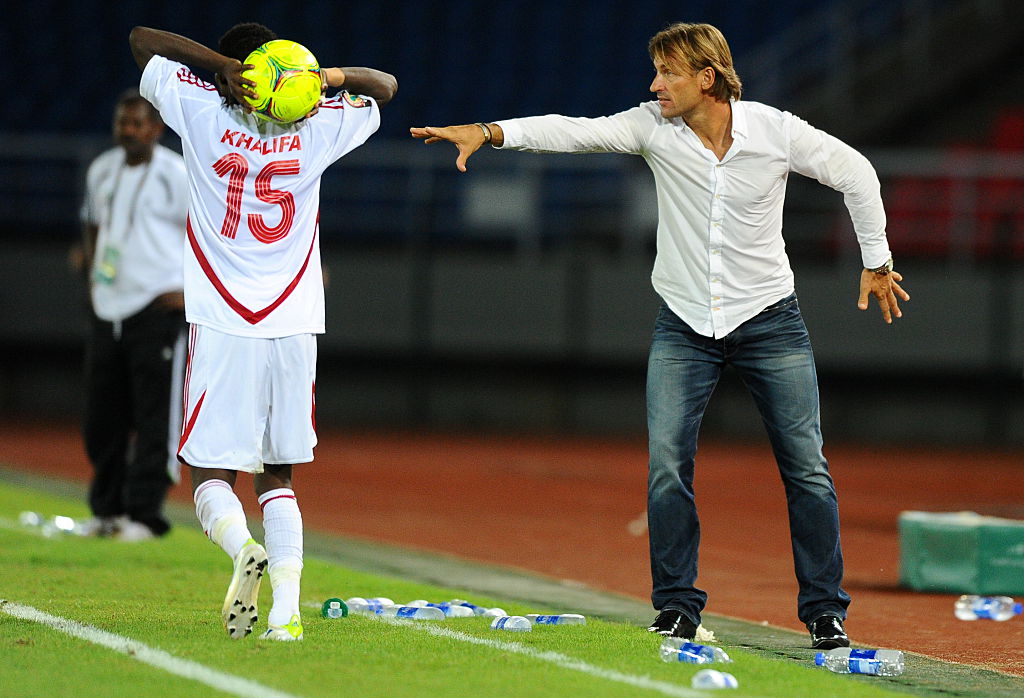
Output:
top-left (343, 92), bottom-right (370, 108)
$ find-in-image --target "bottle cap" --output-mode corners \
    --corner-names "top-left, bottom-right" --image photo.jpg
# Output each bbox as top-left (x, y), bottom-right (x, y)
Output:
top-left (321, 598), bottom-right (348, 618)
top-left (814, 652), bottom-right (825, 666)
top-left (1015, 603), bottom-right (1023, 615)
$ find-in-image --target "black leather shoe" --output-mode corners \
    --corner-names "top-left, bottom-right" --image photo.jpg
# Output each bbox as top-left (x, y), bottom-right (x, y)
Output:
top-left (647, 609), bottom-right (697, 639)
top-left (809, 615), bottom-right (850, 649)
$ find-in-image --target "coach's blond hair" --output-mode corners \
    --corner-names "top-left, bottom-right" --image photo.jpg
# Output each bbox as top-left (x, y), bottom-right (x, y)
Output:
top-left (648, 23), bottom-right (742, 102)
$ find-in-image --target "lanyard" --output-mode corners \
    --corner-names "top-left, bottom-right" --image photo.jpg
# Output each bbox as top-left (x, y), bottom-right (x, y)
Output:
top-left (103, 156), bottom-right (152, 244)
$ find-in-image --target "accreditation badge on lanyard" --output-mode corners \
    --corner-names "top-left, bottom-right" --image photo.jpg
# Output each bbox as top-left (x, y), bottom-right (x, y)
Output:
top-left (93, 159), bottom-right (150, 285)
top-left (94, 245), bottom-right (121, 285)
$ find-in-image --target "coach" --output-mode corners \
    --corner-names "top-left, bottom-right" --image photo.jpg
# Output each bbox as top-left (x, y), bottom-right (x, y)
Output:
top-left (411, 21), bottom-right (909, 648)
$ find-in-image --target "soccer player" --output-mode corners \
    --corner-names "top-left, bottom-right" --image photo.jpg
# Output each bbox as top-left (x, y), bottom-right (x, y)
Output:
top-left (78, 89), bottom-right (188, 542)
top-left (129, 23), bottom-right (396, 641)
top-left (412, 22), bottom-right (908, 649)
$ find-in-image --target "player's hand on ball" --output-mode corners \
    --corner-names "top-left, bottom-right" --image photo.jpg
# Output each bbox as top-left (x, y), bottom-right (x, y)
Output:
top-left (410, 125), bottom-right (485, 173)
top-left (221, 59), bottom-right (259, 109)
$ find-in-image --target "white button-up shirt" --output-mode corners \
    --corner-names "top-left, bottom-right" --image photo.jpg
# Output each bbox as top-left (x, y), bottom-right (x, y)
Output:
top-left (497, 100), bottom-right (890, 338)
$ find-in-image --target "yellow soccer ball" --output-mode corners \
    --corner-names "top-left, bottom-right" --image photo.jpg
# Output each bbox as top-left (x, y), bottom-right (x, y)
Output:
top-left (242, 40), bottom-right (322, 124)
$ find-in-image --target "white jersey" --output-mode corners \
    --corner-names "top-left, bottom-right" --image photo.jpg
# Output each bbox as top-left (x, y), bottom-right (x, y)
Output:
top-left (81, 144), bottom-right (188, 321)
top-left (140, 55), bottom-right (380, 338)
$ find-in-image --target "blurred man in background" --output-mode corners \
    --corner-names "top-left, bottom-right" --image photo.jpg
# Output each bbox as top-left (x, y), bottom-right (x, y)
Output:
top-left (78, 88), bottom-right (188, 541)
top-left (412, 21), bottom-right (909, 649)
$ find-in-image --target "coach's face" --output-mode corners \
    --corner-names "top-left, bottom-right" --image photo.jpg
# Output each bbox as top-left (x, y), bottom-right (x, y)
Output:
top-left (650, 58), bottom-right (712, 120)
top-left (113, 103), bottom-right (163, 164)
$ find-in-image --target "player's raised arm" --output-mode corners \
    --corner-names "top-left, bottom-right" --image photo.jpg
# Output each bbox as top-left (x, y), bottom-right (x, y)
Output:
top-left (409, 123), bottom-right (505, 172)
top-left (322, 67), bottom-right (397, 107)
top-left (128, 26), bottom-right (258, 105)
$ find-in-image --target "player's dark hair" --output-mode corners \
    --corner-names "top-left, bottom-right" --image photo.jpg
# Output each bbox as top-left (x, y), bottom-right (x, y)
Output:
top-left (218, 22), bottom-right (277, 61)
top-left (116, 88), bottom-right (161, 123)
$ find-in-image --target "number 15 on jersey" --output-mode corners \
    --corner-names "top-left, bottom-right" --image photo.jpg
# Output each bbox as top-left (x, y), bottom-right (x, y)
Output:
top-left (212, 153), bottom-right (299, 244)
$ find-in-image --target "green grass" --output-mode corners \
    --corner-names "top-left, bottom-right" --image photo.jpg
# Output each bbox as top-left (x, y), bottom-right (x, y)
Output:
top-left (0, 478), bottom-right (967, 697)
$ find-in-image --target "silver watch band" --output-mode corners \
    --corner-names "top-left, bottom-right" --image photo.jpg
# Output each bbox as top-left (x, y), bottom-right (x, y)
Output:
top-left (867, 257), bottom-right (893, 275)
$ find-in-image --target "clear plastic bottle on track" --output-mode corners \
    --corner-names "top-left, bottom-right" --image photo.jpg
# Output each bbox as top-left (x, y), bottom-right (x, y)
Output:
top-left (659, 638), bottom-right (732, 664)
top-left (691, 669), bottom-right (739, 689)
top-left (815, 648), bottom-right (905, 676)
top-left (345, 597), bottom-right (391, 614)
top-left (490, 615), bottom-right (532, 632)
top-left (526, 614), bottom-right (587, 625)
top-left (954, 595), bottom-right (1023, 621)
top-left (378, 605), bottom-right (445, 620)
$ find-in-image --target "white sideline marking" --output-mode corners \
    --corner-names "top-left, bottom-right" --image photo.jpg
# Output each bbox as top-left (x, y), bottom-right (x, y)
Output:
top-left (312, 603), bottom-right (700, 698)
top-left (0, 601), bottom-right (299, 698)
top-left (387, 618), bottom-right (702, 697)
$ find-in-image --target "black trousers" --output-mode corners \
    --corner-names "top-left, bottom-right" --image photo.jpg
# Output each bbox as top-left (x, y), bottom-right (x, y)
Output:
top-left (82, 302), bottom-right (186, 535)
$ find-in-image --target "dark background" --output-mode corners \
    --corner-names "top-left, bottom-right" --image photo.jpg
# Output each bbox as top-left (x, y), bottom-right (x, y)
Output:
top-left (2, 0), bottom-right (1022, 446)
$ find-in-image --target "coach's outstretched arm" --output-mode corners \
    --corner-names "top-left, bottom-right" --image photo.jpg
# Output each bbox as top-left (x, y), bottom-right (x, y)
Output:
top-left (129, 26), bottom-right (257, 107)
top-left (322, 68), bottom-right (397, 107)
top-left (410, 123), bottom-right (505, 172)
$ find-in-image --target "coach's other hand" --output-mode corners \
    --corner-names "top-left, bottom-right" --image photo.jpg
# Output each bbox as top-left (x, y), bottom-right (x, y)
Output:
top-left (858, 269), bottom-right (910, 324)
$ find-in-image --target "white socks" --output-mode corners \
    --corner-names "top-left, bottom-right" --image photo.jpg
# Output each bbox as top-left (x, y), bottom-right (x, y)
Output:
top-left (193, 479), bottom-right (253, 560)
top-left (259, 488), bottom-right (304, 627)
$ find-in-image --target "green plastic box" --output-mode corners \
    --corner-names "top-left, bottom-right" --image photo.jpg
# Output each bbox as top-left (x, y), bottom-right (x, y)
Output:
top-left (899, 511), bottom-right (1024, 594)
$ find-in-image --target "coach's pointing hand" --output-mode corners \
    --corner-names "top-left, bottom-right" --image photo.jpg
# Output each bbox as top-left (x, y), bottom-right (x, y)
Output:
top-left (410, 123), bottom-right (503, 172)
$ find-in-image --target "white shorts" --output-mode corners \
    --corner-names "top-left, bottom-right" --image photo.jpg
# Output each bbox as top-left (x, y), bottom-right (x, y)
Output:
top-left (178, 324), bottom-right (318, 473)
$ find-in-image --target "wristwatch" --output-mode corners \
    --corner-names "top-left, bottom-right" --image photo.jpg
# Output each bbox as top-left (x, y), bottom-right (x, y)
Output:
top-left (866, 257), bottom-right (894, 276)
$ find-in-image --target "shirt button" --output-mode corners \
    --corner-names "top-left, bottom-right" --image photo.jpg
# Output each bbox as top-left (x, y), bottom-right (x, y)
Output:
top-left (712, 307), bottom-right (721, 311)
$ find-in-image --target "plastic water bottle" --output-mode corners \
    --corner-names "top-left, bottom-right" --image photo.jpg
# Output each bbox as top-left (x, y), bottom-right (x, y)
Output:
top-left (449, 599), bottom-right (488, 615)
top-left (423, 602), bottom-right (474, 617)
top-left (321, 598), bottom-right (348, 618)
top-left (430, 603), bottom-right (474, 618)
top-left (691, 669), bottom-right (739, 689)
top-left (19, 511), bottom-right (43, 527)
top-left (482, 607), bottom-right (508, 617)
top-left (378, 605), bottom-right (445, 620)
top-left (490, 616), bottom-right (532, 632)
top-left (660, 638), bottom-right (732, 664)
top-left (954, 595), bottom-right (1023, 621)
top-left (526, 614), bottom-right (587, 626)
top-left (345, 597), bottom-right (391, 615)
top-left (815, 648), bottom-right (905, 676)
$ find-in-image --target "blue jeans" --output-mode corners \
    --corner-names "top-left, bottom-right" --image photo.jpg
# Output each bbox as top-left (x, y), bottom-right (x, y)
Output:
top-left (646, 295), bottom-right (850, 627)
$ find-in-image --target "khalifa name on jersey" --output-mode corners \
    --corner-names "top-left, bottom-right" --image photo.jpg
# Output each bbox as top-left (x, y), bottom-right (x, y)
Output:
top-left (219, 130), bottom-right (304, 155)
